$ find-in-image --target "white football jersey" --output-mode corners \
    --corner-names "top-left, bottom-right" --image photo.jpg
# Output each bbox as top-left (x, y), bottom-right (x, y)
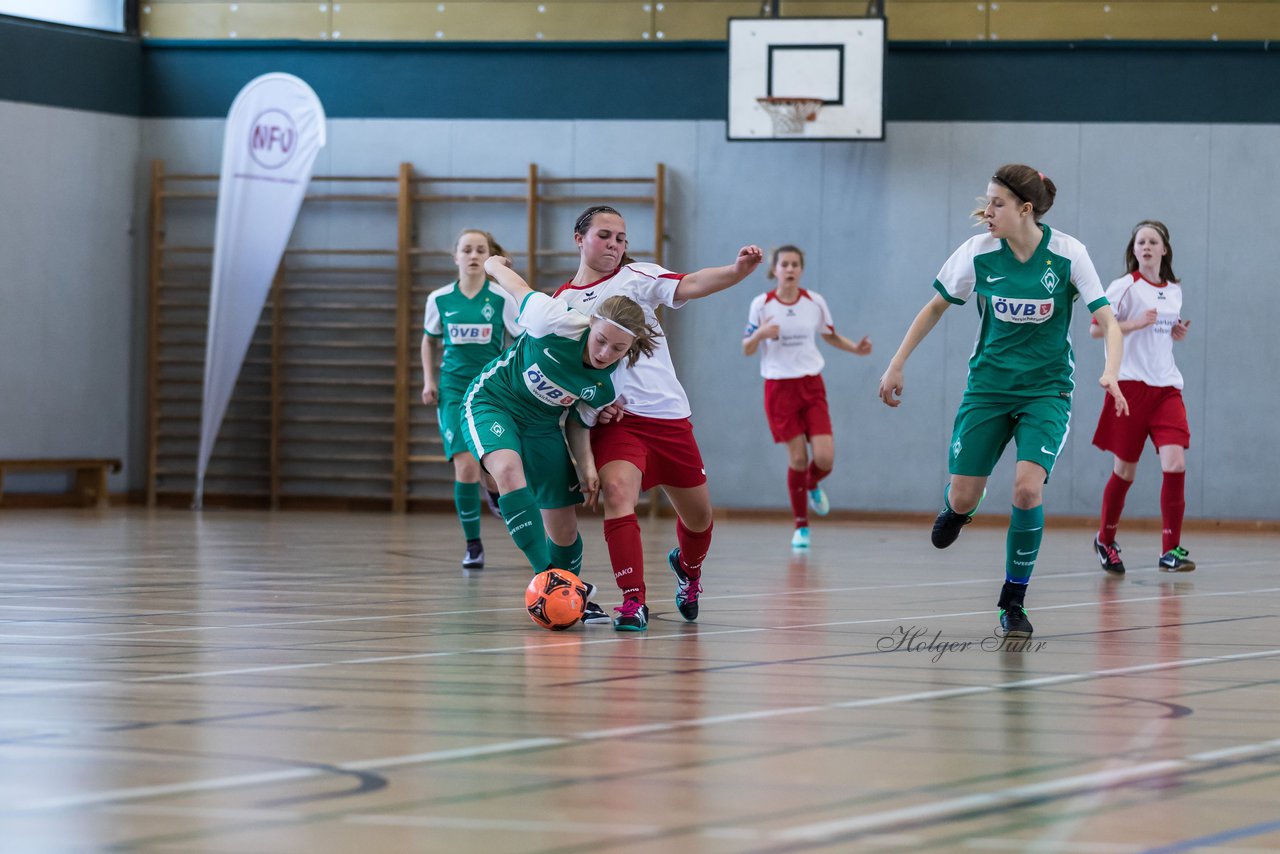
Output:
top-left (744, 289), bottom-right (835, 380)
top-left (1100, 271), bottom-right (1184, 388)
top-left (553, 262), bottom-right (691, 419)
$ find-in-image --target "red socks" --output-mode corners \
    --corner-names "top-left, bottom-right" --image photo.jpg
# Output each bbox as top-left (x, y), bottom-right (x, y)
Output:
top-left (1161, 471), bottom-right (1186, 552)
top-left (806, 461), bottom-right (831, 490)
top-left (788, 468), bottom-right (808, 528)
top-left (603, 514), bottom-right (645, 603)
top-left (676, 518), bottom-right (713, 579)
top-left (1098, 472), bottom-right (1132, 545)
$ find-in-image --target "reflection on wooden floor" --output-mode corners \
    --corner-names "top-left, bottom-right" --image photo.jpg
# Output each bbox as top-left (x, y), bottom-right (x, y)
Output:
top-left (2, 508), bottom-right (1279, 852)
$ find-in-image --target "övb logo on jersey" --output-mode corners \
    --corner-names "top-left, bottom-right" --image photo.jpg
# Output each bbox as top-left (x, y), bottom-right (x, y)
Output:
top-left (991, 296), bottom-right (1054, 324)
top-left (448, 323), bottom-right (493, 344)
top-left (523, 364), bottom-right (578, 407)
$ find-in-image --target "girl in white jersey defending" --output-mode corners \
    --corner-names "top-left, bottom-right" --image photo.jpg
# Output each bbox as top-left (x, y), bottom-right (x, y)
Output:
top-left (1090, 220), bottom-right (1196, 574)
top-left (421, 229), bottom-right (522, 570)
top-left (743, 245), bottom-right (872, 549)
top-left (878, 164), bottom-right (1129, 639)
top-left (553, 205), bottom-right (763, 631)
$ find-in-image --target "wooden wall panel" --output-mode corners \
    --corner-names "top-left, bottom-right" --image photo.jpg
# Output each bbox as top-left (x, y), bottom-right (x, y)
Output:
top-left (333, 1), bottom-right (651, 42)
top-left (654, 2), bottom-right (762, 40)
top-left (991, 1), bottom-right (1280, 40)
top-left (142, 3), bottom-right (332, 40)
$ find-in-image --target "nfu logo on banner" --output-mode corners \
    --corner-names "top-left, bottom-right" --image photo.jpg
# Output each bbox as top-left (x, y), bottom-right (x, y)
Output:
top-left (249, 109), bottom-right (298, 170)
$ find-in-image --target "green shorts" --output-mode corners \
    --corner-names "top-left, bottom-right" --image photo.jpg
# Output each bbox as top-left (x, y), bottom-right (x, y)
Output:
top-left (948, 394), bottom-right (1071, 480)
top-left (436, 395), bottom-right (469, 461)
top-left (461, 401), bottom-right (582, 509)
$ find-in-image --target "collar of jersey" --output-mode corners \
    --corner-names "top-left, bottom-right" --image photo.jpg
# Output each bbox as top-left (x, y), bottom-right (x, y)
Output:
top-left (560, 265), bottom-right (624, 292)
top-left (1132, 270), bottom-right (1168, 288)
top-left (1000, 224), bottom-right (1052, 266)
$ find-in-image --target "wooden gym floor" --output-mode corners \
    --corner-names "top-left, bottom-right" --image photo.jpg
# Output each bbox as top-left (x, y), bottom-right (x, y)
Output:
top-left (2, 507), bottom-right (1278, 853)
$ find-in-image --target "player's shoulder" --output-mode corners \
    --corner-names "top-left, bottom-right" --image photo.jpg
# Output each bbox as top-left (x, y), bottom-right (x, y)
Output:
top-left (485, 280), bottom-right (519, 303)
top-left (798, 288), bottom-right (827, 304)
top-left (427, 281), bottom-right (458, 301)
top-left (1045, 227), bottom-right (1089, 259)
top-left (1108, 271), bottom-right (1139, 290)
top-left (954, 233), bottom-right (1002, 261)
top-left (619, 261), bottom-right (680, 281)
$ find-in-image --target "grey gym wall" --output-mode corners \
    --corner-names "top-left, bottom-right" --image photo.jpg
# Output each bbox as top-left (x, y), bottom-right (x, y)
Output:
top-left (137, 117), bottom-right (1280, 520)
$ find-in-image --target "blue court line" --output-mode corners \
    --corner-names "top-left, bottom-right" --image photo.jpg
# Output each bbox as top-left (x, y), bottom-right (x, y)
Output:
top-left (1139, 817), bottom-right (1280, 853)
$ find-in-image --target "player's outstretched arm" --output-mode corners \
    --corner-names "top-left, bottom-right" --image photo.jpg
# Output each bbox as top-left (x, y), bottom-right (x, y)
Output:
top-left (565, 419), bottom-right (600, 510)
top-left (483, 256), bottom-right (534, 301)
top-left (878, 294), bottom-right (950, 408)
top-left (1092, 304), bottom-right (1130, 416)
top-left (674, 245), bottom-right (764, 301)
top-left (420, 336), bottom-right (439, 405)
top-left (822, 332), bottom-right (873, 356)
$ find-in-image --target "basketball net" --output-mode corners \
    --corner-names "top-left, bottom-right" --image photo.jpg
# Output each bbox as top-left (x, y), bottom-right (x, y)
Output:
top-left (756, 97), bottom-right (824, 136)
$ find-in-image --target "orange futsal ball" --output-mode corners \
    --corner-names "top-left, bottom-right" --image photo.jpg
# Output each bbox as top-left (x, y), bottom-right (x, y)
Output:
top-left (525, 568), bottom-right (588, 631)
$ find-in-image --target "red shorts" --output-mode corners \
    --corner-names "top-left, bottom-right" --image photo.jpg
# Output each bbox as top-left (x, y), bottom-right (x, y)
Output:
top-left (1092, 380), bottom-right (1190, 462)
top-left (763, 374), bottom-right (833, 443)
top-left (591, 414), bottom-right (708, 493)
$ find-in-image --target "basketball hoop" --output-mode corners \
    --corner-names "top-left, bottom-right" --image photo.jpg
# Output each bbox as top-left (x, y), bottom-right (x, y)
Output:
top-left (756, 97), bottom-right (825, 136)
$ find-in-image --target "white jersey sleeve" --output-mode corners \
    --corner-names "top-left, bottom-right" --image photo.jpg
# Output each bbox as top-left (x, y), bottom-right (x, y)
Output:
top-left (811, 291), bottom-right (836, 334)
top-left (619, 261), bottom-right (687, 311)
top-left (423, 288), bottom-right (444, 336)
top-left (933, 236), bottom-right (987, 304)
top-left (499, 287), bottom-right (523, 338)
top-left (1060, 234), bottom-right (1107, 310)
top-left (518, 291), bottom-right (588, 340)
top-left (745, 292), bottom-right (766, 338)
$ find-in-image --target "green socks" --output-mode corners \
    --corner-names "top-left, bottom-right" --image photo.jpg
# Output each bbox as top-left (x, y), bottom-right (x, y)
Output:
top-left (1005, 504), bottom-right (1044, 583)
top-left (454, 481), bottom-right (481, 541)
top-left (547, 534), bottom-right (583, 577)
top-left (497, 487), bottom-right (549, 572)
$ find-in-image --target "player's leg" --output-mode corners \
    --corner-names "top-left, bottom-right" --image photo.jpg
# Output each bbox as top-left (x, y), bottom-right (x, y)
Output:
top-left (662, 480), bottom-right (713, 623)
top-left (1152, 389), bottom-right (1194, 571)
top-left (806, 433), bottom-right (834, 518)
top-left (783, 433), bottom-right (811, 546)
top-left (453, 451), bottom-right (485, 569)
top-left (802, 377), bottom-right (835, 519)
top-left (483, 448), bottom-right (552, 573)
top-left (1095, 455), bottom-right (1136, 574)
top-left (1092, 380), bottom-right (1145, 573)
top-left (1157, 443), bottom-right (1194, 571)
top-left (933, 398), bottom-right (1006, 548)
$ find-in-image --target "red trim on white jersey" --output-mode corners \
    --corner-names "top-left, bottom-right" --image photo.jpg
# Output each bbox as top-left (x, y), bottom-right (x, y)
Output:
top-left (555, 264), bottom-right (686, 298)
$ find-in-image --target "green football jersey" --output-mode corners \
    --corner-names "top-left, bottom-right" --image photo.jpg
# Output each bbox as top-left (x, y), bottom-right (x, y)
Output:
top-left (423, 280), bottom-right (522, 398)
top-left (933, 226), bottom-right (1109, 398)
top-left (463, 291), bottom-right (619, 432)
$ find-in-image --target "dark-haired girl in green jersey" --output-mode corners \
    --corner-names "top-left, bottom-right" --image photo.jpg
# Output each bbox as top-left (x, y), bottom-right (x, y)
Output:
top-left (879, 164), bottom-right (1130, 638)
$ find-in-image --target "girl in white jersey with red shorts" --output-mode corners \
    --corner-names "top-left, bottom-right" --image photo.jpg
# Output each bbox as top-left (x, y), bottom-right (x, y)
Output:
top-left (553, 205), bottom-right (763, 631)
top-left (1090, 220), bottom-right (1196, 574)
top-left (743, 245), bottom-right (872, 549)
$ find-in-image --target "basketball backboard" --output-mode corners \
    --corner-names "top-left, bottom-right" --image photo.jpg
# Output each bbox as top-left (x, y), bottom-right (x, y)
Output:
top-left (727, 17), bottom-right (885, 142)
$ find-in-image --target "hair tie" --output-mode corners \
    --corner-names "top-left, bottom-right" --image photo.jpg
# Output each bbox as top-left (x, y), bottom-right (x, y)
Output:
top-left (1037, 171), bottom-right (1046, 181)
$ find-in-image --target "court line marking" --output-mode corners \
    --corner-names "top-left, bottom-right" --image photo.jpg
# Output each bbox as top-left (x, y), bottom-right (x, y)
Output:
top-left (773, 735), bottom-right (1280, 843)
top-left (2, 583), bottom-right (1278, 697)
top-left (344, 814), bottom-right (659, 835)
top-left (10, 647), bottom-right (1280, 814)
top-left (0, 562), bottom-right (1274, 642)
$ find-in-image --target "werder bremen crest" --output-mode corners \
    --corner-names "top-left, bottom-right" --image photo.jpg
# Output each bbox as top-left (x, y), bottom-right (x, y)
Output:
top-left (580, 386), bottom-right (598, 402)
top-left (481, 302), bottom-right (495, 321)
top-left (1041, 262), bottom-right (1060, 294)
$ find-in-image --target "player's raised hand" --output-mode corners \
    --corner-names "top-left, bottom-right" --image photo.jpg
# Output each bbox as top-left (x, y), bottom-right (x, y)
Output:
top-left (879, 364), bottom-right (905, 408)
top-left (734, 245), bottom-right (764, 278)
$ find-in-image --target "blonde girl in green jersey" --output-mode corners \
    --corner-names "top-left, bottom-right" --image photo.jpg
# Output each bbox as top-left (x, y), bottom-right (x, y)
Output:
top-left (465, 255), bottom-right (660, 624)
top-left (422, 229), bottom-right (523, 570)
top-left (878, 164), bottom-right (1130, 638)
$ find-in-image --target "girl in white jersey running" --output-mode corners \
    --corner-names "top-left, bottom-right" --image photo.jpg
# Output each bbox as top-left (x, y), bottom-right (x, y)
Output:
top-left (1090, 220), bottom-right (1196, 575)
top-left (553, 205), bottom-right (763, 631)
top-left (878, 164), bottom-right (1129, 639)
top-left (743, 245), bottom-right (872, 549)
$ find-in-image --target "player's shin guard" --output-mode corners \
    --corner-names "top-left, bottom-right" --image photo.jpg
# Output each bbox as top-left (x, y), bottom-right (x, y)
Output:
top-left (454, 481), bottom-right (482, 541)
top-left (788, 468), bottom-right (808, 528)
top-left (603, 513), bottom-right (645, 603)
top-left (1161, 471), bottom-right (1186, 553)
top-left (547, 533), bottom-right (584, 577)
top-left (1005, 504), bottom-right (1044, 584)
top-left (498, 487), bottom-right (550, 573)
top-left (676, 517), bottom-right (713, 578)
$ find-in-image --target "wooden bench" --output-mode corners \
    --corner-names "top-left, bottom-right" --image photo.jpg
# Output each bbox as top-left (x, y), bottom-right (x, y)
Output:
top-left (0, 458), bottom-right (122, 508)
